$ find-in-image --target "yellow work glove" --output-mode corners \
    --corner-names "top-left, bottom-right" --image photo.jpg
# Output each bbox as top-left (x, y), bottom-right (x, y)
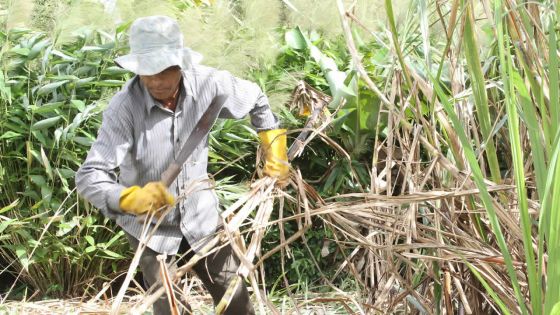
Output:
top-left (119, 182), bottom-right (175, 216)
top-left (258, 129), bottom-right (290, 186)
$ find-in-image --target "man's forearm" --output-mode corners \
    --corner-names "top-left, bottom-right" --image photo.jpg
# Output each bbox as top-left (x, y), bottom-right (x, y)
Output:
top-left (76, 161), bottom-right (126, 219)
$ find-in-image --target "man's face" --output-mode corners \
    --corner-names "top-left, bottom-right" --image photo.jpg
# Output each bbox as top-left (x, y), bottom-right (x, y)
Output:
top-left (139, 66), bottom-right (182, 100)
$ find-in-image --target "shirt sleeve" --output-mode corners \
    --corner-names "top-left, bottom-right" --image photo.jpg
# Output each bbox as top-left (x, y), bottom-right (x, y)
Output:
top-left (213, 69), bottom-right (280, 131)
top-left (75, 95), bottom-right (133, 219)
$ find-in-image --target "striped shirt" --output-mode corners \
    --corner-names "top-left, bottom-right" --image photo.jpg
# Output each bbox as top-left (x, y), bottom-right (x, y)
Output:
top-left (75, 65), bottom-right (278, 254)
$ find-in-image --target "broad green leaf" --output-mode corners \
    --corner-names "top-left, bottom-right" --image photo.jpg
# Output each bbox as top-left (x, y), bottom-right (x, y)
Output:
top-left (84, 235), bottom-right (95, 246)
top-left (28, 38), bottom-right (50, 60)
top-left (81, 45), bottom-right (108, 52)
top-left (50, 49), bottom-right (77, 61)
top-left (31, 102), bottom-right (64, 115)
top-left (0, 219), bottom-right (14, 234)
top-left (29, 175), bottom-right (46, 186)
top-left (56, 168), bottom-right (75, 178)
top-left (102, 249), bottom-right (124, 259)
top-left (75, 77), bottom-right (95, 86)
top-left (56, 219), bottom-right (78, 237)
top-left (55, 168), bottom-right (70, 192)
top-left (106, 231), bottom-right (124, 247)
top-left (285, 28), bottom-right (307, 50)
top-left (49, 75), bottom-right (79, 81)
top-left (15, 246), bottom-right (30, 271)
top-left (40, 185), bottom-right (52, 203)
top-left (40, 146), bottom-right (53, 181)
top-left (95, 80), bottom-right (124, 87)
top-left (0, 131), bottom-right (22, 140)
top-left (31, 130), bottom-right (48, 146)
top-left (31, 117), bottom-right (61, 130)
top-left (116, 21), bottom-right (132, 34)
top-left (54, 127), bottom-right (63, 146)
top-left (73, 136), bottom-right (94, 147)
top-left (36, 80), bottom-right (69, 96)
top-left (69, 100), bottom-right (85, 113)
top-left (101, 66), bottom-right (130, 76)
top-left (11, 47), bottom-right (30, 56)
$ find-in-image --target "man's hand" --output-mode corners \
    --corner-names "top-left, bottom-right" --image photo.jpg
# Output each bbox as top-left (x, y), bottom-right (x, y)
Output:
top-left (258, 129), bottom-right (290, 186)
top-left (119, 182), bottom-right (175, 216)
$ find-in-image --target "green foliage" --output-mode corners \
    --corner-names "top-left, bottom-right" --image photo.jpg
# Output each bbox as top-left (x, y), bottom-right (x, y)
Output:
top-left (0, 26), bottom-right (131, 297)
top-left (208, 118), bottom-right (258, 181)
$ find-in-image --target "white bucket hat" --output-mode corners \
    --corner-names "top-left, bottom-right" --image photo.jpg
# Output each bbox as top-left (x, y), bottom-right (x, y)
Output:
top-left (115, 15), bottom-right (203, 76)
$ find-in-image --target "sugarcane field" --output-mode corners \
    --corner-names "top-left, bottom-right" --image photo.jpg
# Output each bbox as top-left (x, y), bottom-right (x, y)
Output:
top-left (0, 0), bottom-right (559, 314)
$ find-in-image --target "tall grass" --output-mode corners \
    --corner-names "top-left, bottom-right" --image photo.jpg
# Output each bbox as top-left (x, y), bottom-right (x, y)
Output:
top-left (372, 0), bottom-right (559, 312)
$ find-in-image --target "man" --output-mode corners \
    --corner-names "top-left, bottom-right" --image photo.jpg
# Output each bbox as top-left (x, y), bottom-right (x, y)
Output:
top-left (76, 15), bottom-right (289, 314)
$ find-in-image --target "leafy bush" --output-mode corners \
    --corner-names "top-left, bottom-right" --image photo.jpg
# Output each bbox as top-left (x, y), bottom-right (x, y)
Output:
top-left (0, 27), bottom-right (131, 298)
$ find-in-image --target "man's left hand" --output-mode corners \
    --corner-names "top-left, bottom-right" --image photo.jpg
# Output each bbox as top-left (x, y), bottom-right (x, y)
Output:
top-left (258, 129), bottom-right (290, 186)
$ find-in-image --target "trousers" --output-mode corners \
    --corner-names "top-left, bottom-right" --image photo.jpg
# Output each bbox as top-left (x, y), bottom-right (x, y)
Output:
top-left (126, 233), bottom-right (255, 315)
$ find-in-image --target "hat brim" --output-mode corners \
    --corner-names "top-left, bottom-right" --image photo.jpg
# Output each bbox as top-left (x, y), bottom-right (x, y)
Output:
top-left (115, 48), bottom-right (203, 76)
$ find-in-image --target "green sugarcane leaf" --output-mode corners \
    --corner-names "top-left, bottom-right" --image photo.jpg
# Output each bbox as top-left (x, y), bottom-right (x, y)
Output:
top-left (0, 199), bottom-right (19, 214)
top-left (464, 260), bottom-right (511, 314)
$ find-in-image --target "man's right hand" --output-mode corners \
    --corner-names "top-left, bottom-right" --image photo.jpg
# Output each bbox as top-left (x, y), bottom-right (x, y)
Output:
top-left (119, 182), bottom-right (175, 216)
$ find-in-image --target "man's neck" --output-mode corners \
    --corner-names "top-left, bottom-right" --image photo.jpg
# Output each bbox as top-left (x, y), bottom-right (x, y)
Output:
top-left (157, 84), bottom-right (180, 112)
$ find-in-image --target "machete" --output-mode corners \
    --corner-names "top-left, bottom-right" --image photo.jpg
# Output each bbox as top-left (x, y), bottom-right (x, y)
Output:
top-left (160, 94), bottom-right (228, 187)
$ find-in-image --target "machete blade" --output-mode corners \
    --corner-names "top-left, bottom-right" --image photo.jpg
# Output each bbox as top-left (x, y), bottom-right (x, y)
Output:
top-left (161, 94), bottom-right (228, 187)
